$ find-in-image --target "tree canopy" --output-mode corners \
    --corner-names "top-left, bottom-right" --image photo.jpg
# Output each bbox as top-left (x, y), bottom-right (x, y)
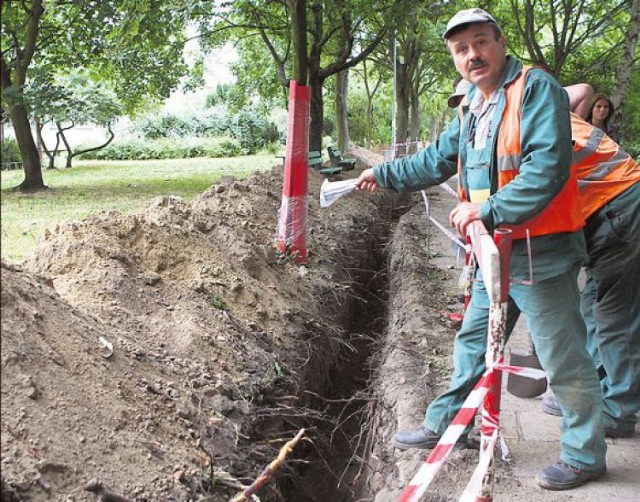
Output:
top-left (2, 0), bottom-right (638, 192)
top-left (1, 0), bottom-right (192, 190)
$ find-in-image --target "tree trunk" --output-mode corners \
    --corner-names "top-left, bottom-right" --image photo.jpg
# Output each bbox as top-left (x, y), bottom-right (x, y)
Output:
top-left (408, 83), bottom-right (420, 144)
top-left (335, 69), bottom-right (350, 151)
top-left (289, 0), bottom-right (308, 85)
top-left (429, 116), bottom-right (440, 143)
top-left (72, 123), bottom-right (116, 161)
top-left (8, 105), bottom-right (44, 191)
top-left (610, 0), bottom-right (639, 139)
top-left (395, 61), bottom-right (409, 156)
top-left (0, 0), bottom-right (45, 191)
top-left (56, 122), bottom-right (74, 168)
top-left (365, 98), bottom-right (374, 148)
top-left (36, 119), bottom-right (56, 170)
top-left (308, 75), bottom-right (324, 151)
top-left (361, 59), bottom-right (381, 149)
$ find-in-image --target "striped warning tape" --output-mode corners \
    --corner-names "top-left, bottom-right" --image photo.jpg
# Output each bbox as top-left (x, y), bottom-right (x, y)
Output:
top-left (397, 362), bottom-right (545, 502)
top-left (459, 429), bottom-right (499, 502)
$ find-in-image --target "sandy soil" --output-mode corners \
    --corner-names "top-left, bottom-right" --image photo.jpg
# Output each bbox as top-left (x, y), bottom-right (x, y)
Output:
top-left (1, 147), bottom-right (573, 501)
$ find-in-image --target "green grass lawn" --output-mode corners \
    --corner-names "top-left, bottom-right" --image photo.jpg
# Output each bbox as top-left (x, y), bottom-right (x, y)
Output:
top-left (1, 155), bottom-right (280, 262)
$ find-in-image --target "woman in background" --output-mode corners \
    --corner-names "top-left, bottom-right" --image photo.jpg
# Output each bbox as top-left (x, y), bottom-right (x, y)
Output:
top-left (587, 93), bottom-right (620, 143)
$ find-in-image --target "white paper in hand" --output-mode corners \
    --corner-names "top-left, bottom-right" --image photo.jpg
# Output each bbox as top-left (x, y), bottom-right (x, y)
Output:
top-left (319, 178), bottom-right (359, 208)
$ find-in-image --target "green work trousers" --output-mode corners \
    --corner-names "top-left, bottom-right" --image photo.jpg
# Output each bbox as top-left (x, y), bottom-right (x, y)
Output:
top-left (583, 182), bottom-right (640, 434)
top-left (424, 264), bottom-right (607, 472)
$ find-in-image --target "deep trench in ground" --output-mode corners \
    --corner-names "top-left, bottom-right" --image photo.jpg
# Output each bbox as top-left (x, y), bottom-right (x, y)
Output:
top-left (274, 202), bottom-right (408, 502)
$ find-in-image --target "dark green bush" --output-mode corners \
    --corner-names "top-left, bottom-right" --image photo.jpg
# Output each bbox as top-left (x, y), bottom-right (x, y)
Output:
top-left (1, 138), bottom-right (22, 167)
top-left (228, 108), bottom-right (269, 154)
top-left (261, 122), bottom-right (280, 144)
top-left (135, 113), bottom-right (195, 139)
top-left (622, 141), bottom-right (639, 161)
top-left (130, 107), bottom-right (278, 154)
top-left (322, 117), bottom-right (335, 137)
top-left (78, 137), bottom-right (242, 161)
top-left (192, 108), bottom-right (229, 137)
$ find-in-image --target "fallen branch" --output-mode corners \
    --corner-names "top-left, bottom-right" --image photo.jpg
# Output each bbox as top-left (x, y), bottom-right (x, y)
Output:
top-left (230, 429), bottom-right (306, 502)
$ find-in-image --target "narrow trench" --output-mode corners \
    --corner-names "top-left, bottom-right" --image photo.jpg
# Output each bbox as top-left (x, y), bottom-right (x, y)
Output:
top-left (279, 205), bottom-right (405, 502)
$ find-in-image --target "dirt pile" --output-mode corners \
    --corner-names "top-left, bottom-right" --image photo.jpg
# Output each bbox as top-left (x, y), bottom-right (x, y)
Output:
top-left (1, 150), bottom-right (406, 501)
top-left (2, 147), bottom-right (518, 502)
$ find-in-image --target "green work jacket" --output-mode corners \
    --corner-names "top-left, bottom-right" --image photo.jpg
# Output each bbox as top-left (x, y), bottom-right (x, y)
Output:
top-left (373, 57), bottom-right (587, 282)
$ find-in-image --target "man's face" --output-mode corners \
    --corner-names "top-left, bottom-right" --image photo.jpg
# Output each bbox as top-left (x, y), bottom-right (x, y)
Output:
top-left (447, 23), bottom-right (507, 96)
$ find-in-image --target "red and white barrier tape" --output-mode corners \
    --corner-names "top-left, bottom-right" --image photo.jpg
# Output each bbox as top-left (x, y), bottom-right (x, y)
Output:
top-left (421, 190), bottom-right (467, 251)
top-left (396, 362), bottom-right (544, 502)
top-left (459, 429), bottom-right (499, 502)
top-left (397, 373), bottom-right (490, 502)
top-left (439, 181), bottom-right (459, 199)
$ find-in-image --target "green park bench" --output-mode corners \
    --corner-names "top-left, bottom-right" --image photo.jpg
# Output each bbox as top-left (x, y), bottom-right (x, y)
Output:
top-left (277, 150), bottom-right (341, 177)
top-left (327, 146), bottom-right (356, 171)
top-left (1, 161), bottom-right (23, 171)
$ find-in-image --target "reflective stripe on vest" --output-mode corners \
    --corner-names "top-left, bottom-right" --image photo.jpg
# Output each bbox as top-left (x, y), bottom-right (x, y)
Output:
top-left (571, 113), bottom-right (640, 220)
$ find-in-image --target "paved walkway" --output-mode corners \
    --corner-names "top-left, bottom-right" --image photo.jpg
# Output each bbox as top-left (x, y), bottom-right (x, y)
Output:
top-left (425, 184), bottom-right (640, 501)
top-left (498, 323), bottom-right (640, 501)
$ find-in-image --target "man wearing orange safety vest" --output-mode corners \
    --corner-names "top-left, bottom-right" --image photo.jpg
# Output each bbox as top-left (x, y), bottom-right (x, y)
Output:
top-left (537, 85), bottom-right (640, 439)
top-left (448, 79), bottom-right (640, 439)
top-left (356, 8), bottom-right (606, 490)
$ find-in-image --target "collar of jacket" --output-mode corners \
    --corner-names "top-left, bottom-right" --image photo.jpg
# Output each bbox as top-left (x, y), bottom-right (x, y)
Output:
top-left (458, 56), bottom-right (524, 195)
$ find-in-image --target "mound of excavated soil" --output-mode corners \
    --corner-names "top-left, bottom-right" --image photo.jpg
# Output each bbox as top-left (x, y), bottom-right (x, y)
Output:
top-left (2, 148), bottom-right (526, 502)
top-left (1, 150), bottom-right (402, 501)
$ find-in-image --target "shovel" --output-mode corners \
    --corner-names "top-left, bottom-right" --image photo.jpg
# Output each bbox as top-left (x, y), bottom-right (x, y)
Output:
top-left (506, 332), bottom-right (548, 398)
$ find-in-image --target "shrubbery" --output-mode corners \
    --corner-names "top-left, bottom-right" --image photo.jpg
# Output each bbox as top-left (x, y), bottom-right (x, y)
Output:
top-left (134, 108), bottom-right (231, 140)
top-left (1, 139), bottom-right (22, 168)
top-left (623, 141), bottom-right (640, 161)
top-left (78, 136), bottom-right (242, 161)
top-left (129, 105), bottom-right (280, 155)
top-left (228, 108), bottom-right (270, 154)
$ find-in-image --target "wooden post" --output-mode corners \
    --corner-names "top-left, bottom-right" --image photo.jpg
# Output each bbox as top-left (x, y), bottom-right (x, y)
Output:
top-left (477, 227), bottom-right (512, 501)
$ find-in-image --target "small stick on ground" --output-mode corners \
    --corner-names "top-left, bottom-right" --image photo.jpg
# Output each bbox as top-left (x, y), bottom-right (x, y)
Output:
top-left (230, 429), bottom-right (306, 502)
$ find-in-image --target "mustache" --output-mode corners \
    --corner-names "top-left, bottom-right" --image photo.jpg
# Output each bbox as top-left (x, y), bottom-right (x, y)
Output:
top-left (468, 60), bottom-right (485, 71)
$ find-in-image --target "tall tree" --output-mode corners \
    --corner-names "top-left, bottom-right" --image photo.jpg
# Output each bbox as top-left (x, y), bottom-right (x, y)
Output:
top-left (27, 72), bottom-right (121, 168)
top-left (504, 0), bottom-right (630, 77)
top-left (370, 4), bottom-right (453, 151)
top-left (198, 0), bottom-right (407, 150)
top-left (1, 0), bottom-right (190, 191)
top-left (335, 69), bottom-right (350, 150)
top-left (498, 0), bottom-right (637, 140)
top-left (1, 0), bottom-right (44, 191)
top-left (610, 0), bottom-right (640, 132)
top-left (354, 58), bottom-right (385, 148)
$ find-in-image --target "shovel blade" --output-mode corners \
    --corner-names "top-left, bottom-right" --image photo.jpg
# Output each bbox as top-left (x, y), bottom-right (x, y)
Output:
top-left (507, 349), bottom-right (548, 398)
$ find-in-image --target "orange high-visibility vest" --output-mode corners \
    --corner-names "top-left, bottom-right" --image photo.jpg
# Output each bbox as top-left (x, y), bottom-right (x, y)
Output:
top-left (571, 113), bottom-right (639, 220)
top-left (458, 66), bottom-right (584, 240)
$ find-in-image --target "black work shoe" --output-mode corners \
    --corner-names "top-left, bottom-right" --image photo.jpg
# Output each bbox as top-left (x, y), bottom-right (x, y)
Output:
top-left (541, 395), bottom-right (563, 417)
top-left (605, 425), bottom-right (635, 439)
top-left (536, 461), bottom-right (606, 490)
top-left (392, 427), bottom-right (467, 450)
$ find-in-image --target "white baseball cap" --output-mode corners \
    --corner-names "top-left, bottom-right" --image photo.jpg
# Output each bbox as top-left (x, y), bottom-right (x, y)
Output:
top-left (443, 8), bottom-right (499, 40)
